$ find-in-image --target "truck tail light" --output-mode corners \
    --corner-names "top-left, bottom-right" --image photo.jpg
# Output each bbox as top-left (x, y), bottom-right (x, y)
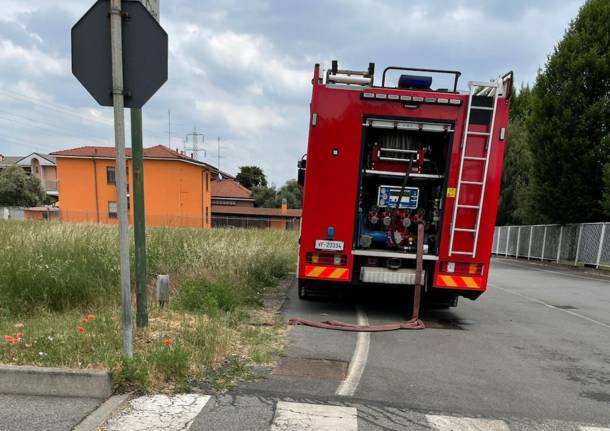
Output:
top-left (441, 262), bottom-right (483, 275)
top-left (306, 252), bottom-right (347, 266)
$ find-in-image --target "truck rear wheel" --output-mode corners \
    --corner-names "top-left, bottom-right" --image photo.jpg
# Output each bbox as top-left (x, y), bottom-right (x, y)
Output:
top-left (298, 280), bottom-right (310, 300)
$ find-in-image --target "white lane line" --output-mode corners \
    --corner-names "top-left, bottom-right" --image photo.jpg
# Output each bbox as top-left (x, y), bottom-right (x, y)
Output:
top-left (104, 394), bottom-right (210, 431)
top-left (271, 401), bottom-right (357, 431)
top-left (426, 414), bottom-right (510, 431)
top-left (495, 259), bottom-right (610, 282)
top-left (491, 283), bottom-right (610, 330)
top-left (336, 305), bottom-right (370, 397)
top-left (580, 427), bottom-right (610, 431)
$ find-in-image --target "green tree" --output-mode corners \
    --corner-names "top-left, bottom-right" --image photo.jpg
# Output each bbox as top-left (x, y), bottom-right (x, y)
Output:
top-left (0, 165), bottom-right (46, 207)
top-left (528, 0), bottom-right (610, 224)
top-left (236, 166), bottom-right (267, 189)
top-left (252, 184), bottom-right (277, 207)
top-left (497, 85), bottom-right (535, 225)
top-left (251, 180), bottom-right (303, 208)
top-left (276, 179), bottom-right (303, 209)
top-left (602, 162), bottom-right (610, 217)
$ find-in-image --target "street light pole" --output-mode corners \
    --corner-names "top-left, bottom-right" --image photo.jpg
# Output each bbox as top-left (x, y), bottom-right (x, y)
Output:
top-left (110, 0), bottom-right (133, 358)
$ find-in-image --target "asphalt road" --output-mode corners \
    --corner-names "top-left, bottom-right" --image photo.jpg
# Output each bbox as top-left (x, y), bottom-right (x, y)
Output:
top-left (232, 258), bottom-right (610, 427)
top-left (0, 394), bottom-right (100, 431)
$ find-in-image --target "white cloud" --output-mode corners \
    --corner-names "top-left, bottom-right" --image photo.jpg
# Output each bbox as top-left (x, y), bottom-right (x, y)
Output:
top-left (0, 39), bottom-right (67, 76)
top-left (196, 99), bottom-right (287, 136)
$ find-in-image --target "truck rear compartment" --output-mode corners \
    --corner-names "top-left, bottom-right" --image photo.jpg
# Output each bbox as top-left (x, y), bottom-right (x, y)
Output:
top-left (353, 119), bottom-right (453, 281)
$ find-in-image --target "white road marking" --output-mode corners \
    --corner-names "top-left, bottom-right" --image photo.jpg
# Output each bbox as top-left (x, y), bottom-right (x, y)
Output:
top-left (580, 427), bottom-right (610, 431)
top-left (496, 259), bottom-right (610, 282)
top-left (426, 414), bottom-right (510, 431)
top-left (271, 401), bottom-right (357, 431)
top-left (491, 283), bottom-right (610, 330)
top-left (104, 394), bottom-right (210, 431)
top-left (336, 305), bottom-right (370, 396)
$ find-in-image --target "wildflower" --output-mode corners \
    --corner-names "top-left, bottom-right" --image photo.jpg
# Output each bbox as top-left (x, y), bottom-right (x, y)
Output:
top-left (163, 339), bottom-right (173, 347)
top-left (80, 319), bottom-right (88, 324)
top-left (47, 336), bottom-right (54, 342)
top-left (38, 352), bottom-right (47, 357)
top-left (15, 332), bottom-right (24, 338)
top-left (79, 327), bottom-right (86, 334)
top-left (4, 335), bottom-right (16, 344)
top-left (87, 314), bottom-right (96, 321)
top-left (25, 344), bottom-right (32, 349)
top-left (14, 323), bottom-right (24, 329)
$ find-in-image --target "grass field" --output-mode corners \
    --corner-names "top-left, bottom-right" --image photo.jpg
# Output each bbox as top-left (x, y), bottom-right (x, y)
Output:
top-left (0, 220), bottom-right (298, 392)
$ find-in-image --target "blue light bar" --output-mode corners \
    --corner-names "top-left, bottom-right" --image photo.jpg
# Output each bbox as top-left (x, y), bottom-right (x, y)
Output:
top-left (398, 74), bottom-right (432, 90)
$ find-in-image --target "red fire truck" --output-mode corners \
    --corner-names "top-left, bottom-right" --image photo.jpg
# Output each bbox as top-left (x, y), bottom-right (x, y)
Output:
top-left (297, 61), bottom-right (512, 308)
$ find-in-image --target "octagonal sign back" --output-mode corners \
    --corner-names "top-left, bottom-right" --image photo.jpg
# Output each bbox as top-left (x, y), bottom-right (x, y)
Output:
top-left (72, 0), bottom-right (168, 108)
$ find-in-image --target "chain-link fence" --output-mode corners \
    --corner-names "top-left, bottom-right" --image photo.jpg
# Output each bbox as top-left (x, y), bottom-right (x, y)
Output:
top-left (493, 223), bottom-right (610, 269)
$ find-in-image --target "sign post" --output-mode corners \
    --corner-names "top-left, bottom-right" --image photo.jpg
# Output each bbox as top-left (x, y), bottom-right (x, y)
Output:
top-left (72, 0), bottom-right (168, 355)
top-left (109, 0), bottom-right (133, 358)
top-left (132, 0), bottom-right (159, 329)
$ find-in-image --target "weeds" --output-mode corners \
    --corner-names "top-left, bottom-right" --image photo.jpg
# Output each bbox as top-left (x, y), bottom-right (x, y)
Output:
top-left (0, 221), bottom-right (296, 393)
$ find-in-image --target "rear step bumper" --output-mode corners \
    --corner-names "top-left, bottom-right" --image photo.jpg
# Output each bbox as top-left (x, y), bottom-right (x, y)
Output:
top-left (360, 266), bottom-right (426, 285)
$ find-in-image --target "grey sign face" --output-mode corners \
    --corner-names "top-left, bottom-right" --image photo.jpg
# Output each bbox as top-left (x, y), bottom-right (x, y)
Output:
top-left (72, 0), bottom-right (168, 108)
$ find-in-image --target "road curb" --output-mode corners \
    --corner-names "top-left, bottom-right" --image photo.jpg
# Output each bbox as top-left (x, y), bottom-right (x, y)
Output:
top-left (0, 365), bottom-right (112, 399)
top-left (73, 394), bottom-right (130, 431)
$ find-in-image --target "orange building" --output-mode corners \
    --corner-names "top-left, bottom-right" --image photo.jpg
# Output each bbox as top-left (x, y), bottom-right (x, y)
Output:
top-left (51, 145), bottom-right (215, 228)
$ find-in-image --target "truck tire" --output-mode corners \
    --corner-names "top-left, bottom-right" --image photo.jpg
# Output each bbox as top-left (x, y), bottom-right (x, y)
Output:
top-left (298, 280), bottom-right (310, 300)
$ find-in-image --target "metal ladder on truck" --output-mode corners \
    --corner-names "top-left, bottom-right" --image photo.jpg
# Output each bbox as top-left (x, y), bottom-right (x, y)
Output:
top-left (448, 79), bottom-right (502, 257)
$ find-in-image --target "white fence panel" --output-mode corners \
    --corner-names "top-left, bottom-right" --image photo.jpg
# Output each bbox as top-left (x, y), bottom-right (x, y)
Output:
top-left (493, 222), bottom-right (609, 269)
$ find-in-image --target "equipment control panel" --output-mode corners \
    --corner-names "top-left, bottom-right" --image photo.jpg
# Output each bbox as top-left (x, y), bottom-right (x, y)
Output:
top-left (377, 185), bottom-right (419, 209)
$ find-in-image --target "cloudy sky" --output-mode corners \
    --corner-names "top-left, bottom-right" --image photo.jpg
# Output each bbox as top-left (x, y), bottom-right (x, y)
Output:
top-left (0, 0), bottom-right (584, 185)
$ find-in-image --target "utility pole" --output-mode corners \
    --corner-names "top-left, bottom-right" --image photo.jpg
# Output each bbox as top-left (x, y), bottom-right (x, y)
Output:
top-left (167, 109), bottom-right (171, 148)
top-left (185, 127), bottom-right (206, 160)
top-left (131, 0), bottom-right (160, 329)
top-left (110, 0), bottom-right (133, 357)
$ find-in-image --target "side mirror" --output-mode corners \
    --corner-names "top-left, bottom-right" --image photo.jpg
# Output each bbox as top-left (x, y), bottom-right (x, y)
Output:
top-left (297, 157), bottom-right (307, 188)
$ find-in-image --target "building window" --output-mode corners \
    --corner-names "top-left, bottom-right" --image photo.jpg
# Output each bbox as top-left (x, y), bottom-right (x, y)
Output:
top-left (206, 206), bottom-right (209, 225)
top-left (212, 199), bottom-right (237, 206)
top-left (205, 173), bottom-right (209, 192)
top-left (108, 201), bottom-right (117, 218)
top-left (107, 166), bottom-right (116, 184)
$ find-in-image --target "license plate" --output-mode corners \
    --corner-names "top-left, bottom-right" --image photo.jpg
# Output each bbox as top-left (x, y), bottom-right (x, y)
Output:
top-left (315, 240), bottom-right (344, 251)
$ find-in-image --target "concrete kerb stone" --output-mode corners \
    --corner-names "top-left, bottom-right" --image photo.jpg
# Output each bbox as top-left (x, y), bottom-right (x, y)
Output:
top-left (0, 365), bottom-right (112, 399)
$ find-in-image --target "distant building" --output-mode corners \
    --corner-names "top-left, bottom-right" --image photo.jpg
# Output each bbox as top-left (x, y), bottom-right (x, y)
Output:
top-left (0, 155), bottom-right (20, 172)
top-left (0, 153), bottom-right (58, 200)
top-left (51, 145), bottom-right (216, 228)
top-left (211, 178), bottom-right (255, 207)
top-left (212, 181), bottom-right (302, 230)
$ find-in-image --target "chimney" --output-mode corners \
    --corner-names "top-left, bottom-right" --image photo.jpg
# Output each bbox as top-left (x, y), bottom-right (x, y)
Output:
top-left (281, 198), bottom-right (288, 215)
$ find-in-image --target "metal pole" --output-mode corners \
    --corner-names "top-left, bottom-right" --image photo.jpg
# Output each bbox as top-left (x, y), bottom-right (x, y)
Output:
top-left (556, 226), bottom-right (563, 263)
top-left (516, 226), bottom-right (521, 259)
top-left (131, 108), bottom-right (147, 328)
top-left (129, 0), bottom-right (160, 330)
top-left (541, 226), bottom-right (547, 261)
top-left (527, 226), bottom-right (534, 260)
top-left (575, 224), bottom-right (583, 266)
top-left (505, 226), bottom-right (510, 257)
top-left (595, 223), bottom-right (606, 269)
top-left (110, 0), bottom-right (133, 358)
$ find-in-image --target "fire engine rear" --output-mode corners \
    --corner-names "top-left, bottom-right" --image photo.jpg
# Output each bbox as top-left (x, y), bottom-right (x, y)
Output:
top-left (297, 61), bottom-right (512, 308)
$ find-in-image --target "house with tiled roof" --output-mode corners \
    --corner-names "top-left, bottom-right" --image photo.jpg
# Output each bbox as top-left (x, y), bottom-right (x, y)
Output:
top-left (211, 178), bottom-right (301, 230)
top-left (211, 178), bottom-right (255, 207)
top-left (51, 145), bottom-right (216, 228)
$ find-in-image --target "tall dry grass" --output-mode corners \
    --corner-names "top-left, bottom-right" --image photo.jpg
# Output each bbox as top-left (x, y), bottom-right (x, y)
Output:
top-left (0, 220), bottom-right (298, 315)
